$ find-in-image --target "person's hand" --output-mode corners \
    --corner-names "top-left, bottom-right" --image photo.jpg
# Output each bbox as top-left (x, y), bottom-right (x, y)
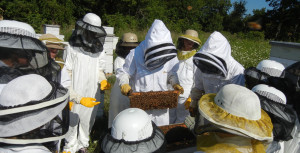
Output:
top-left (185, 115), bottom-right (195, 132)
top-left (100, 80), bottom-right (111, 90)
top-left (80, 97), bottom-right (100, 107)
top-left (173, 84), bottom-right (184, 94)
top-left (69, 102), bottom-right (74, 110)
top-left (121, 84), bottom-right (132, 96)
top-left (184, 97), bottom-right (191, 110)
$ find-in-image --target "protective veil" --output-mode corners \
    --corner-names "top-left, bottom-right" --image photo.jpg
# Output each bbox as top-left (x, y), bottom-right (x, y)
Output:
top-left (0, 20), bottom-right (57, 87)
top-left (102, 108), bottom-right (165, 153)
top-left (63, 13), bottom-right (107, 153)
top-left (193, 31), bottom-right (245, 94)
top-left (117, 19), bottom-right (179, 126)
top-left (0, 74), bottom-right (69, 153)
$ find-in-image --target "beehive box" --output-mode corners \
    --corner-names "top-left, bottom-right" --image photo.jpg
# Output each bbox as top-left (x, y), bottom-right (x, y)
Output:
top-left (129, 90), bottom-right (179, 110)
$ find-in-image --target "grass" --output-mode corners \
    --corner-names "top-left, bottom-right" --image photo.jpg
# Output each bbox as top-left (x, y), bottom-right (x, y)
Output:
top-left (64, 29), bottom-right (271, 152)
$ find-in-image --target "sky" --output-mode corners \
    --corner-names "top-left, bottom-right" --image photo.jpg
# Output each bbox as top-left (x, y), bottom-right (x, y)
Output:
top-left (231, 0), bottom-right (273, 15)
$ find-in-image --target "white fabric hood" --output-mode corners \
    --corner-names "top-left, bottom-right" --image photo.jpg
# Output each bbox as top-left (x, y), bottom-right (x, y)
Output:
top-left (139, 19), bottom-right (177, 71)
top-left (193, 31), bottom-right (243, 78)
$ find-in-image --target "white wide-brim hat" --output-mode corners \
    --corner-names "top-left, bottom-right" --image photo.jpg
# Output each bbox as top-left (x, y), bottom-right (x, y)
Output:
top-left (0, 74), bottom-right (69, 138)
top-left (198, 84), bottom-right (273, 141)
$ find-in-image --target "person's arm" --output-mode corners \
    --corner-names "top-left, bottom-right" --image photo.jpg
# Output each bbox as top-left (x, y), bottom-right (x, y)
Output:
top-left (98, 51), bottom-right (107, 83)
top-left (190, 68), bottom-right (205, 108)
top-left (117, 49), bottom-right (136, 95)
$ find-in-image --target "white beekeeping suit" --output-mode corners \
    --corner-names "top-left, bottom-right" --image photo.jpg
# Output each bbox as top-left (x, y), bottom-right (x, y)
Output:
top-left (108, 33), bottom-right (139, 128)
top-left (63, 13), bottom-right (110, 153)
top-left (117, 19), bottom-right (184, 126)
top-left (190, 31), bottom-right (245, 109)
top-left (169, 30), bottom-right (201, 124)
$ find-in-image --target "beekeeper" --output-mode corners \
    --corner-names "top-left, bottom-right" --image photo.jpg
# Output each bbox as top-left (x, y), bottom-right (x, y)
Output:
top-left (108, 32), bottom-right (139, 128)
top-left (187, 84), bottom-right (273, 152)
top-left (0, 20), bottom-right (49, 92)
top-left (252, 84), bottom-right (300, 153)
top-left (63, 13), bottom-right (110, 153)
top-left (39, 33), bottom-right (71, 88)
top-left (189, 31), bottom-right (245, 115)
top-left (117, 19), bottom-right (184, 126)
top-left (169, 29), bottom-right (201, 124)
top-left (0, 74), bottom-right (69, 153)
top-left (244, 59), bottom-right (285, 89)
top-left (101, 108), bottom-right (165, 153)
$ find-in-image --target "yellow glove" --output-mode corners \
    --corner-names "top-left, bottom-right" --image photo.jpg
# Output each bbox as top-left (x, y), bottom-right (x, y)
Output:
top-left (173, 84), bottom-right (184, 94)
top-left (121, 84), bottom-right (132, 96)
top-left (69, 102), bottom-right (74, 110)
top-left (80, 97), bottom-right (100, 107)
top-left (100, 80), bottom-right (111, 90)
top-left (184, 97), bottom-right (191, 110)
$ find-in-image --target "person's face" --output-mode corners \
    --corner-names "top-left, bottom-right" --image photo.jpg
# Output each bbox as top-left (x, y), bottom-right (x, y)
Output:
top-left (49, 48), bottom-right (58, 59)
top-left (183, 39), bottom-right (195, 51)
top-left (17, 57), bottom-right (29, 66)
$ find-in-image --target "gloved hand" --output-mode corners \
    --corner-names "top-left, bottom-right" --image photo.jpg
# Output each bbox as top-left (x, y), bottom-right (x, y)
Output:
top-left (173, 84), bottom-right (184, 94)
top-left (100, 80), bottom-right (111, 90)
top-left (69, 102), bottom-right (74, 110)
top-left (185, 115), bottom-right (195, 133)
top-left (184, 97), bottom-right (192, 110)
top-left (121, 84), bottom-right (132, 96)
top-left (80, 97), bottom-right (100, 108)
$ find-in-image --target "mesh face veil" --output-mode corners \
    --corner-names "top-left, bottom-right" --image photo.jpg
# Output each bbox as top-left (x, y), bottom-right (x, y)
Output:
top-left (101, 108), bottom-right (166, 153)
top-left (0, 20), bottom-right (53, 80)
top-left (69, 14), bottom-right (107, 53)
top-left (0, 74), bottom-right (69, 145)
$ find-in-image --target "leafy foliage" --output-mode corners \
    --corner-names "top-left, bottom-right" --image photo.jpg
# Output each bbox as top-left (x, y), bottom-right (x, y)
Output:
top-left (0, 0), bottom-right (298, 42)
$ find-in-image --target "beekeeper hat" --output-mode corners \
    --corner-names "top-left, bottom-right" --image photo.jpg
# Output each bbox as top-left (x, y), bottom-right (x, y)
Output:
top-left (0, 20), bottom-right (47, 52)
top-left (83, 13), bottom-right (101, 27)
top-left (252, 84), bottom-right (287, 104)
top-left (179, 29), bottom-right (201, 45)
top-left (111, 108), bottom-right (153, 141)
top-left (0, 74), bottom-right (69, 138)
top-left (256, 60), bottom-right (285, 77)
top-left (101, 108), bottom-right (165, 153)
top-left (120, 32), bottom-right (139, 47)
top-left (198, 84), bottom-right (273, 141)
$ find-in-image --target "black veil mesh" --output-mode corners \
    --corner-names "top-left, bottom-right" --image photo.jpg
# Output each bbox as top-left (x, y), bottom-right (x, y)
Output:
top-left (244, 67), bottom-right (270, 89)
top-left (0, 82), bottom-right (69, 144)
top-left (69, 19), bottom-right (107, 53)
top-left (100, 122), bottom-right (166, 153)
top-left (256, 94), bottom-right (296, 141)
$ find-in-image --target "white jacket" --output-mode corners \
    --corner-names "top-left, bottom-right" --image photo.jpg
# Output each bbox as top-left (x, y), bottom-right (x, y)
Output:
top-left (193, 31), bottom-right (245, 94)
top-left (65, 45), bottom-right (106, 100)
top-left (117, 19), bottom-right (180, 126)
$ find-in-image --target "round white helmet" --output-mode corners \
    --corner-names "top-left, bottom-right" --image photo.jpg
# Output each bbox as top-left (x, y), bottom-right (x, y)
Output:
top-left (82, 13), bottom-right (101, 27)
top-left (252, 84), bottom-right (287, 104)
top-left (0, 20), bottom-right (36, 38)
top-left (256, 60), bottom-right (285, 77)
top-left (111, 108), bottom-right (153, 141)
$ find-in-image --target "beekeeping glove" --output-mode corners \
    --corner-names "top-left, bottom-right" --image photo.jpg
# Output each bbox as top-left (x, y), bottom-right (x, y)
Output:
top-left (121, 84), bottom-right (132, 96)
top-left (100, 80), bottom-right (111, 90)
top-left (184, 97), bottom-right (192, 110)
top-left (69, 102), bottom-right (74, 110)
top-left (173, 84), bottom-right (184, 94)
top-left (185, 115), bottom-right (195, 135)
top-left (80, 97), bottom-right (100, 108)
